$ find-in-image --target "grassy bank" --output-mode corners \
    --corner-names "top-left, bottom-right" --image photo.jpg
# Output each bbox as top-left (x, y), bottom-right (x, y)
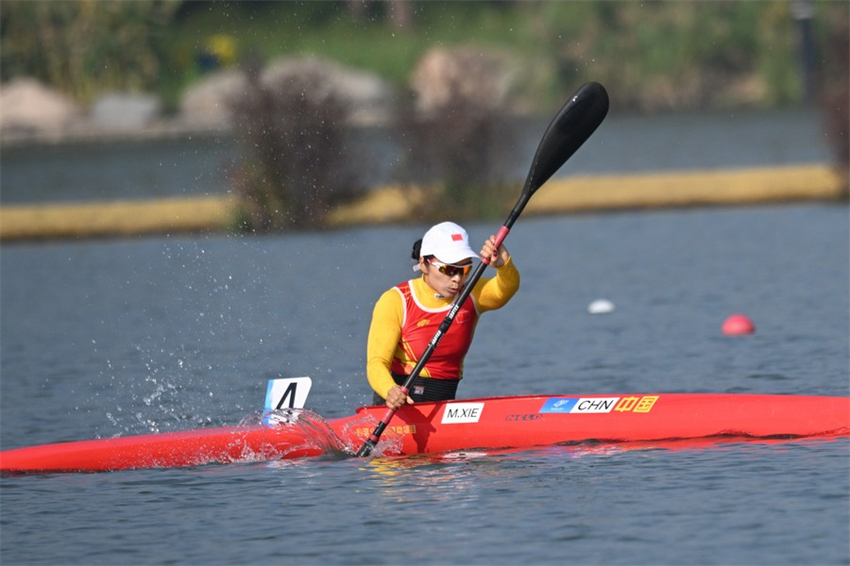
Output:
top-left (3, 2), bottom-right (847, 113)
top-left (1, 165), bottom-right (844, 242)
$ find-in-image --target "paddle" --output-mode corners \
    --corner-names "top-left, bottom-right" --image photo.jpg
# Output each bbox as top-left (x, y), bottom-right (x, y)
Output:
top-left (356, 81), bottom-right (610, 457)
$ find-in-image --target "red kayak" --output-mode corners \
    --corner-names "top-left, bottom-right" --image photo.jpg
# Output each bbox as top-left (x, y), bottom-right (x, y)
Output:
top-left (2, 393), bottom-right (848, 474)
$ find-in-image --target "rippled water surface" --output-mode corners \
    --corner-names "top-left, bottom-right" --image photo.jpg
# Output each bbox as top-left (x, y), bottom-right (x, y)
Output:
top-left (1, 204), bottom-right (848, 565)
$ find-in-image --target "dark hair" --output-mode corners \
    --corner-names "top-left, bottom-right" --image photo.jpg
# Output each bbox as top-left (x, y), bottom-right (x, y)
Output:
top-left (411, 238), bottom-right (422, 261)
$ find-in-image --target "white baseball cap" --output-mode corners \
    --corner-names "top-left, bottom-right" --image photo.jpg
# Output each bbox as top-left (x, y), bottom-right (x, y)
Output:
top-left (420, 221), bottom-right (479, 264)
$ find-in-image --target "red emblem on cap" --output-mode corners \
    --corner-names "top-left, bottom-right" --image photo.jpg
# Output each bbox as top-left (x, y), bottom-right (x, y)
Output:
top-left (451, 234), bottom-right (463, 241)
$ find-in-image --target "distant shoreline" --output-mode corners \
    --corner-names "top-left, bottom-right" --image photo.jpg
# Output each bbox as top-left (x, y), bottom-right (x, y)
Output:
top-left (1, 164), bottom-right (845, 242)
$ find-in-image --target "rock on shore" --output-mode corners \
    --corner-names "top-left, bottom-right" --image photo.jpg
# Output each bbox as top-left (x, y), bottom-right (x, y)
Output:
top-left (0, 78), bottom-right (83, 138)
top-left (1, 56), bottom-right (395, 144)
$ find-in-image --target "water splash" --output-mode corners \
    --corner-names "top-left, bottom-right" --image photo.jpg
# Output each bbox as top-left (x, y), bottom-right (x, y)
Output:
top-left (333, 411), bottom-right (405, 457)
top-left (239, 408), bottom-right (351, 459)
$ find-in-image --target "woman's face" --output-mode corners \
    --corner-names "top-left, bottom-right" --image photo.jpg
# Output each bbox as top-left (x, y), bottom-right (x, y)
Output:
top-left (420, 257), bottom-right (473, 298)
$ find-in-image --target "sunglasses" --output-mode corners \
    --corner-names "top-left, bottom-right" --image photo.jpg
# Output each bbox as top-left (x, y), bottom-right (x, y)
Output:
top-left (427, 258), bottom-right (473, 277)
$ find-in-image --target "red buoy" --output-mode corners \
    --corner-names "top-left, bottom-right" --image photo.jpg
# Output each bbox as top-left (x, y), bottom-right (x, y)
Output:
top-left (723, 314), bottom-right (755, 335)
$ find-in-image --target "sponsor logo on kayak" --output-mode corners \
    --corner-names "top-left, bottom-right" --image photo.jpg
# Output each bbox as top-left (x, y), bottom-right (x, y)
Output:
top-left (505, 414), bottom-right (543, 422)
top-left (354, 425), bottom-right (417, 438)
top-left (540, 398), bottom-right (578, 413)
top-left (540, 396), bottom-right (660, 414)
top-left (442, 402), bottom-right (484, 424)
top-left (540, 397), bottom-right (621, 414)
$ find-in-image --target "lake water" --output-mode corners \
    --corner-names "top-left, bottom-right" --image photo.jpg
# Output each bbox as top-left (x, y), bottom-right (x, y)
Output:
top-left (0, 107), bottom-right (834, 204)
top-left (1, 203), bottom-right (848, 565)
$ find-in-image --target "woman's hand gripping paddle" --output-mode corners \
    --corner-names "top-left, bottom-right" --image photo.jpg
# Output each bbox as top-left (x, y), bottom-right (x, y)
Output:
top-left (356, 82), bottom-right (610, 457)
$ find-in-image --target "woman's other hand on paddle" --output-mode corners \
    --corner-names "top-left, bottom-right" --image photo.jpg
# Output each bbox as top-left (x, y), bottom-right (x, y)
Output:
top-left (385, 385), bottom-right (414, 410)
top-left (481, 236), bottom-right (509, 268)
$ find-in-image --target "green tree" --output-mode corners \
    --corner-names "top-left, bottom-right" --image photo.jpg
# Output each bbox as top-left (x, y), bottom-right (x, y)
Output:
top-left (1, 0), bottom-right (181, 103)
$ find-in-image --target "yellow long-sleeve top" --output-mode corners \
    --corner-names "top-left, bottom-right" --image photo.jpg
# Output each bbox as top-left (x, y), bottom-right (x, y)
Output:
top-left (367, 258), bottom-right (520, 400)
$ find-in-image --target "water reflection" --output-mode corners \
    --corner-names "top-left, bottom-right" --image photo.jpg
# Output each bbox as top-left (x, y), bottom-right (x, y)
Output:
top-left (363, 452), bottom-right (495, 505)
top-left (358, 434), bottom-right (850, 505)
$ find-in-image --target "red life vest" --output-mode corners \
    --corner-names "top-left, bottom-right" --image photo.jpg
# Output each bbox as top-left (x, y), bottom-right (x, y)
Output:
top-left (390, 280), bottom-right (480, 380)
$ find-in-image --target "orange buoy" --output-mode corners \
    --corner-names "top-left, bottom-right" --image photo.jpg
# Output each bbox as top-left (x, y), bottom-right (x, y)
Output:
top-left (722, 314), bottom-right (755, 335)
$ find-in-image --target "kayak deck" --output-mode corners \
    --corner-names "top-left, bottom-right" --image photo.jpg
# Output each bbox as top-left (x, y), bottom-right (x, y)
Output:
top-left (340, 393), bottom-right (850, 456)
top-left (2, 393), bottom-right (848, 474)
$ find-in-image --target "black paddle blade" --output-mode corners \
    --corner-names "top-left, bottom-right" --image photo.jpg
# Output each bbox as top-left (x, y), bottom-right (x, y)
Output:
top-left (524, 82), bottom-right (609, 196)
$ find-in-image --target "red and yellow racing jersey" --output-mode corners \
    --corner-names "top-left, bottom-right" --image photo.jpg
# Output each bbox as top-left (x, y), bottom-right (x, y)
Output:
top-left (367, 258), bottom-right (519, 399)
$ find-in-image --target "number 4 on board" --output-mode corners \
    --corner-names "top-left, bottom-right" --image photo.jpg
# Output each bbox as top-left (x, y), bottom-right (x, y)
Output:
top-left (264, 377), bottom-right (312, 410)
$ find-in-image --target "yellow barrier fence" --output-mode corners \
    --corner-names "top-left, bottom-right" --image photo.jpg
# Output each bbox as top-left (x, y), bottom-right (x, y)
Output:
top-left (1, 165), bottom-right (844, 241)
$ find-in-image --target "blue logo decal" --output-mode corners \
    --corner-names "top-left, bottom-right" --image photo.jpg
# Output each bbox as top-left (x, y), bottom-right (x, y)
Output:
top-left (540, 398), bottom-right (579, 413)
